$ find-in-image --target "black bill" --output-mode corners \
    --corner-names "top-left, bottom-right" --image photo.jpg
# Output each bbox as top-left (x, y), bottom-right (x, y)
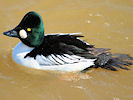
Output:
top-left (3, 29), bottom-right (18, 38)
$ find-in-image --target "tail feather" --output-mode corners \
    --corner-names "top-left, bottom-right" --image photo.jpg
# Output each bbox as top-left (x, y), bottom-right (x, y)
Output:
top-left (81, 47), bottom-right (133, 72)
top-left (95, 53), bottom-right (133, 71)
top-left (101, 64), bottom-right (118, 71)
top-left (112, 54), bottom-right (133, 60)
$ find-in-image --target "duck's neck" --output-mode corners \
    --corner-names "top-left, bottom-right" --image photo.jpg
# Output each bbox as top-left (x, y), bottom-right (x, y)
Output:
top-left (13, 42), bottom-right (34, 55)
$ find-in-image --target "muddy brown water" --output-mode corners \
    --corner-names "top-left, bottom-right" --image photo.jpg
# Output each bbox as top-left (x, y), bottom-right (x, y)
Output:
top-left (0, 0), bottom-right (133, 100)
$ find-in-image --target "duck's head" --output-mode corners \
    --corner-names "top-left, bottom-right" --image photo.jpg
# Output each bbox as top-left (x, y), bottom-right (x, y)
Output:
top-left (3, 11), bottom-right (44, 47)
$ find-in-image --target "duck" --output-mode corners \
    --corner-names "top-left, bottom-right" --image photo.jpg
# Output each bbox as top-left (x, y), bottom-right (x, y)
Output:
top-left (3, 11), bottom-right (133, 72)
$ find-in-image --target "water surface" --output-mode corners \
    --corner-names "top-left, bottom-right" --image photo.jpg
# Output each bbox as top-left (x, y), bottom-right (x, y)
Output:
top-left (0, 0), bottom-right (133, 100)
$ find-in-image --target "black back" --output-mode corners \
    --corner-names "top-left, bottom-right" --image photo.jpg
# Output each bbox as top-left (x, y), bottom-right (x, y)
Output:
top-left (24, 34), bottom-right (94, 58)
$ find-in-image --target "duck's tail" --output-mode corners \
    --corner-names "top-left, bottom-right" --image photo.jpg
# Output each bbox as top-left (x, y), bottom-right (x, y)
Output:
top-left (82, 48), bottom-right (133, 72)
top-left (94, 53), bottom-right (133, 71)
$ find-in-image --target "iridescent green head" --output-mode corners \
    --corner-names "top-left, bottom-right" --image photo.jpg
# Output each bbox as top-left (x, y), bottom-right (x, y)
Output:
top-left (4, 11), bottom-right (44, 47)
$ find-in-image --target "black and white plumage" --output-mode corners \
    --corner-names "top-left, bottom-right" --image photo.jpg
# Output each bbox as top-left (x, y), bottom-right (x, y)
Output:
top-left (12, 33), bottom-right (133, 72)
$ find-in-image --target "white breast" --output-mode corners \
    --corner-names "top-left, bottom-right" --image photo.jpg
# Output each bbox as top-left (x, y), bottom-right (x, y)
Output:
top-left (12, 42), bottom-right (95, 72)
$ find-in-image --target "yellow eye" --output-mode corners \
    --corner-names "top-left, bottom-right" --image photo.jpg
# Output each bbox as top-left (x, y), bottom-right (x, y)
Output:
top-left (27, 28), bottom-right (31, 32)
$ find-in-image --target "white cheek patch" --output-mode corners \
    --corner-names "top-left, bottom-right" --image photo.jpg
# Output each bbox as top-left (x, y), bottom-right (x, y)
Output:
top-left (19, 29), bottom-right (27, 39)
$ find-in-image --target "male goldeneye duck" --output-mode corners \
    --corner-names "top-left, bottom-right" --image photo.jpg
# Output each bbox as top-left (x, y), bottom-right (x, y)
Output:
top-left (3, 11), bottom-right (133, 72)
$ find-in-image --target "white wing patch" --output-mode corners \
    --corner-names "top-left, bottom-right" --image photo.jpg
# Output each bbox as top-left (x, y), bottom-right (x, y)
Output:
top-left (36, 54), bottom-right (84, 65)
top-left (35, 54), bottom-right (96, 72)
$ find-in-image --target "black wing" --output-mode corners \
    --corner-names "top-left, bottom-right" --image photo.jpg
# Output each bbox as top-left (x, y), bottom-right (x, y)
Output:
top-left (25, 33), bottom-right (94, 58)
